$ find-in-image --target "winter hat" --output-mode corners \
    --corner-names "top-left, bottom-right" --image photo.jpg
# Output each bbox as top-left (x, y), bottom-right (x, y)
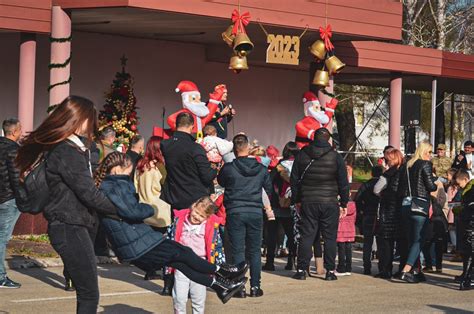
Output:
top-left (209, 84), bottom-right (228, 104)
top-left (176, 80), bottom-right (201, 103)
top-left (302, 91), bottom-right (321, 116)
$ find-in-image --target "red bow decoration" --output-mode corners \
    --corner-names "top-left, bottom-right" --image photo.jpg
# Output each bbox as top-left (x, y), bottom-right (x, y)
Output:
top-left (319, 24), bottom-right (334, 51)
top-left (231, 9), bottom-right (251, 35)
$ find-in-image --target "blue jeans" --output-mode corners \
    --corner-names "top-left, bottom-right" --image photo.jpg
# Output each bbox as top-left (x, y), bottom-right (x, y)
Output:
top-left (406, 213), bottom-right (429, 267)
top-left (226, 211), bottom-right (263, 287)
top-left (0, 199), bottom-right (21, 280)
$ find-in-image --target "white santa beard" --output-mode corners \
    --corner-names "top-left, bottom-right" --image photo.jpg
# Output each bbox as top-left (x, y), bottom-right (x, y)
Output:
top-left (183, 100), bottom-right (209, 117)
top-left (307, 107), bottom-right (329, 124)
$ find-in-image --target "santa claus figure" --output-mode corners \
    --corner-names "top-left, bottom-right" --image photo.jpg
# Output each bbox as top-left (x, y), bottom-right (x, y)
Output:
top-left (295, 91), bottom-right (338, 148)
top-left (167, 80), bottom-right (218, 140)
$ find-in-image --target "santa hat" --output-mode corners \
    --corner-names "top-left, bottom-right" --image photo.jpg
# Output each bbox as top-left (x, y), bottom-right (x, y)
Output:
top-left (209, 84), bottom-right (227, 104)
top-left (302, 91), bottom-right (320, 116)
top-left (175, 80), bottom-right (200, 102)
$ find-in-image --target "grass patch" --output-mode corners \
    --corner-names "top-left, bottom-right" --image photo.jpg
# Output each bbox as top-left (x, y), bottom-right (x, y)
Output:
top-left (14, 234), bottom-right (50, 243)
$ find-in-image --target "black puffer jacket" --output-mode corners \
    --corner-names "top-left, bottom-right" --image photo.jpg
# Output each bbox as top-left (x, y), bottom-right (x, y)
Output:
top-left (398, 160), bottom-right (437, 200)
top-left (44, 137), bottom-right (118, 227)
top-left (0, 137), bottom-right (21, 204)
top-left (290, 140), bottom-right (349, 207)
top-left (378, 166), bottom-right (401, 239)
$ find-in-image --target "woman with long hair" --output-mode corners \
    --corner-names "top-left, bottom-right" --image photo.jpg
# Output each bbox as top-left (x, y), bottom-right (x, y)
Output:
top-left (373, 148), bottom-right (404, 279)
top-left (16, 96), bottom-right (118, 314)
top-left (134, 136), bottom-right (172, 285)
top-left (134, 136), bottom-right (171, 232)
top-left (397, 141), bottom-right (437, 283)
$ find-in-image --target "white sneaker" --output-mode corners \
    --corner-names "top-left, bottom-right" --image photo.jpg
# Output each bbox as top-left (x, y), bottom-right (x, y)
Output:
top-left (345, 272), bottom-right (352, 276)
top-left (334, 271), bottom-right (348, 277)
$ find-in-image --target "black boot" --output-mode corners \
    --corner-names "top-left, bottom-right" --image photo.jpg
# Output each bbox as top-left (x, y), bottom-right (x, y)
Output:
top-left (400, 272), bottom-right (418, 283)
top-left (64, 278), bottom-right (75, 292)
top-left (216, 261), bottom-right (248, 280)
top-left (285, 256), bottom-right (294, 270)
top-left (234, 287), bottom-right (247, 298)
top-left (459, 256), bottom-right (472, 291)
top-left (211, 276), bottom-right (247, 304)
top-left (161, 275), bottom-right (174, 296)
top-left (292, 269), bottom-right (307, 280)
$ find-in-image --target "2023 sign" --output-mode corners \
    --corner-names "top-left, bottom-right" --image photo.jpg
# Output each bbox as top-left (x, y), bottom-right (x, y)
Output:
top-left (266, 34), bottom-right (300, 66)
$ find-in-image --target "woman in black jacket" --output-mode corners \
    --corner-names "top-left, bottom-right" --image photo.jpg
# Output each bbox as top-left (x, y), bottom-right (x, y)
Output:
top-left (16, 96), bottom-right (121, 314)
top-left (373, 149), bottom-right (404, 279)
top-left (397, 141), bottom-right (437, 283)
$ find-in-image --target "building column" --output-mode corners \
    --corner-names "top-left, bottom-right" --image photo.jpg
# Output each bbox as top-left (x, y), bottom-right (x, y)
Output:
top-left (430, 78), bottom-right (437, 148)
top-left (49, 6), bottom-right (71, 108)
top-left (389, 76), bottom-right (402, 149)
top-left (18, 33), bottom-right (36, 134)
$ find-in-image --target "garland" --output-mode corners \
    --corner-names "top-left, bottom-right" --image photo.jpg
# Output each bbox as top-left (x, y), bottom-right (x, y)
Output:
top-left (48, 35), bottom-right (72, 112)
top-left (48, 55), bottom-right (71, 69)
top-left (47, 76), bottom-right (72, 92)
top-left (49, 35), bottom-right (72, 43)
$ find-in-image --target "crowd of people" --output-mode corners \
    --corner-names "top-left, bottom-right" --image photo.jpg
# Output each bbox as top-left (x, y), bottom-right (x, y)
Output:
top-left (0, 90), bottom-right (473, 313)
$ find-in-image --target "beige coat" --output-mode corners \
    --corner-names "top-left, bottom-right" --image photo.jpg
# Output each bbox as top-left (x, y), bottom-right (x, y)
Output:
top-left (134, 162), bottom-right (171, 228)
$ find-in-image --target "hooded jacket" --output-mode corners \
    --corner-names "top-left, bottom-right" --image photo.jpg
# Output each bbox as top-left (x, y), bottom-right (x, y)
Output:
top-left (0, 137), bottom-right (20, 204)
top-left (217, 157), bottom-right (272, 214)
top-left (100, 175), bottom-right (165, 262)
top-left (290, 139), bottom-right (349, 207)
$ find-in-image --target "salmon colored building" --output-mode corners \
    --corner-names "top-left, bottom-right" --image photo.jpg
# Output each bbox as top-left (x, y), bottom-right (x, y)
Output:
top-left (1, 0), bottom-right (473, 234)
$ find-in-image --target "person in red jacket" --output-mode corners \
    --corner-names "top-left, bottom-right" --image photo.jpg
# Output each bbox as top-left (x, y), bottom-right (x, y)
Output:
top-left (295, 91), bottom-right (338, 148)
top-left (167, 81), bottom-right (219, 141)
top-left (335, 201), bottom-right (357, 276)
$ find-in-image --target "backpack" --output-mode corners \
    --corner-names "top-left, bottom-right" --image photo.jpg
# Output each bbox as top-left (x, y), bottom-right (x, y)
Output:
top-left (17, 154), bottom-right (50, 215)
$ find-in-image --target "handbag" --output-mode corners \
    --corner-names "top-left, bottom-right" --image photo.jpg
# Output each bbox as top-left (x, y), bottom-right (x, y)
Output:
top-left (403, 165), bottom-right (430, 216)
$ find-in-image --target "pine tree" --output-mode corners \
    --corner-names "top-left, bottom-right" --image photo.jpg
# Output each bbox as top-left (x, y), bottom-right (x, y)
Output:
top-left (98, 56), bottom-right (139, 148)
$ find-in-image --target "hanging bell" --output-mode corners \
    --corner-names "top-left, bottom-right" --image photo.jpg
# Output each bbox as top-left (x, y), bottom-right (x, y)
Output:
top-left (309, 40), bottom-right (326, 60)
top-left (229, 54), bottom-right (248, 74)
top-left (233, 32), bottom-right (254, 57)
top-left (221, 25), bottom-right (235, 47)
top-left (312, 69), bottom-right (330, 87)
top-left (325, 55), bottom-right (345, 74)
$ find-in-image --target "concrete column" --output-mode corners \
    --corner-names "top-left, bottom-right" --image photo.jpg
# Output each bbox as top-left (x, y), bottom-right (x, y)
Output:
top-left (389, 76), bottom-right (402, 149)
top-left (49, 6), bottom-right (71, 108)
top-left (430, 78), bottom-right (437, 148)
top-left (18, 33), bottom-right (36, 134)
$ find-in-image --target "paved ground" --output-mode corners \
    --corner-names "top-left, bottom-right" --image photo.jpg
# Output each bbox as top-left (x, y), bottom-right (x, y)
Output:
top-left (1, 251), bottom-right (473, 314)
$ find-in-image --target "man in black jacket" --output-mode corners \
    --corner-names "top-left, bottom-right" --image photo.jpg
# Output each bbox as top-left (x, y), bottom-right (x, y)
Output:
top-left (161, 112), bottom-right (217, 210)
top-left (354, 165), bottom-right (383, 275)
top-left (218, 134), bottom-right (272, 297)
top-left (0, 118), bottom-right (22, 288)
top-left (290, 128), bottom-right (350, 281)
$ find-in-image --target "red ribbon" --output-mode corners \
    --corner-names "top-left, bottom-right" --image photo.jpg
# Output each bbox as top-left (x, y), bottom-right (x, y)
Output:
top-left (231, 9), bottom-right (251, 35)
top-left (319, 24), bottom-right (334, 51)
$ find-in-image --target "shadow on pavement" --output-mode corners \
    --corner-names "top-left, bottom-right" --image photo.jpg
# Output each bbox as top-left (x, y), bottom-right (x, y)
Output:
top-left (427, 305), bottom-right (473, 314)
top-left (14, 265), bottom-right (66, 290)
top-left (101, 303), bottom-right (153, 314)
top-left (97, 264), bottom-right (163, 293)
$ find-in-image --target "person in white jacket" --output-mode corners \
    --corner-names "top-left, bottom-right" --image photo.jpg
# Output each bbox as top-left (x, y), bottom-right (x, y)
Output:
top-left (201, 125), bottom-right (234, 168)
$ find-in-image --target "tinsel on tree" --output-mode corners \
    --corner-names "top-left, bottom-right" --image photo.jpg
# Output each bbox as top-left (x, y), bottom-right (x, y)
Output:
top-left (98, 56), bottom-right (139, 147)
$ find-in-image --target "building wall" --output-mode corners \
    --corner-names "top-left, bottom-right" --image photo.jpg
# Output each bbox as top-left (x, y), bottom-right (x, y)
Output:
top-left (0, 31), bottom-right (308, 150)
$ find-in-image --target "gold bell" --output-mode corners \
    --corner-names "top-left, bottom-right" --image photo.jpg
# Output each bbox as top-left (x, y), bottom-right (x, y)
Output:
top-left (233, 32), bottom-right (254, 57)
top-left (309, 40), bottom-right (326, 60)
top-left (312, 69), bottom-right (330, 87)
top-left (221, 25), bottom-right (235, 47)
top-left (229, 54), bottom-right (248, 74)
top-left (325, 55), bottom-right (345, 74)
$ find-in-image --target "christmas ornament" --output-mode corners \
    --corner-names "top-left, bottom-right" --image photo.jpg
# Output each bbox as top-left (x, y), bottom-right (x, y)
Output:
top-left (229, 53), bottom-right (248, 73)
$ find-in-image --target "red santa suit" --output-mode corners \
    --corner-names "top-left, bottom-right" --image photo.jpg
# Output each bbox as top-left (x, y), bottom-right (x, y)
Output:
top-left (295, 91), bottom-right (338, 148)
top-left (167, 81), bottom-right (218, 140)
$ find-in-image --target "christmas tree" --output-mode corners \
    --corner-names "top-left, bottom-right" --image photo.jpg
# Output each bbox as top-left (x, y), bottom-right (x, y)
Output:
top-left (98, 55), bottom-right (139, 148)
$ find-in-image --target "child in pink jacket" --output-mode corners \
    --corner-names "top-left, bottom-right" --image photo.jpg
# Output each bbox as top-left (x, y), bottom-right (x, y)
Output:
top-left (336, 201), bottom-right (357, 276)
